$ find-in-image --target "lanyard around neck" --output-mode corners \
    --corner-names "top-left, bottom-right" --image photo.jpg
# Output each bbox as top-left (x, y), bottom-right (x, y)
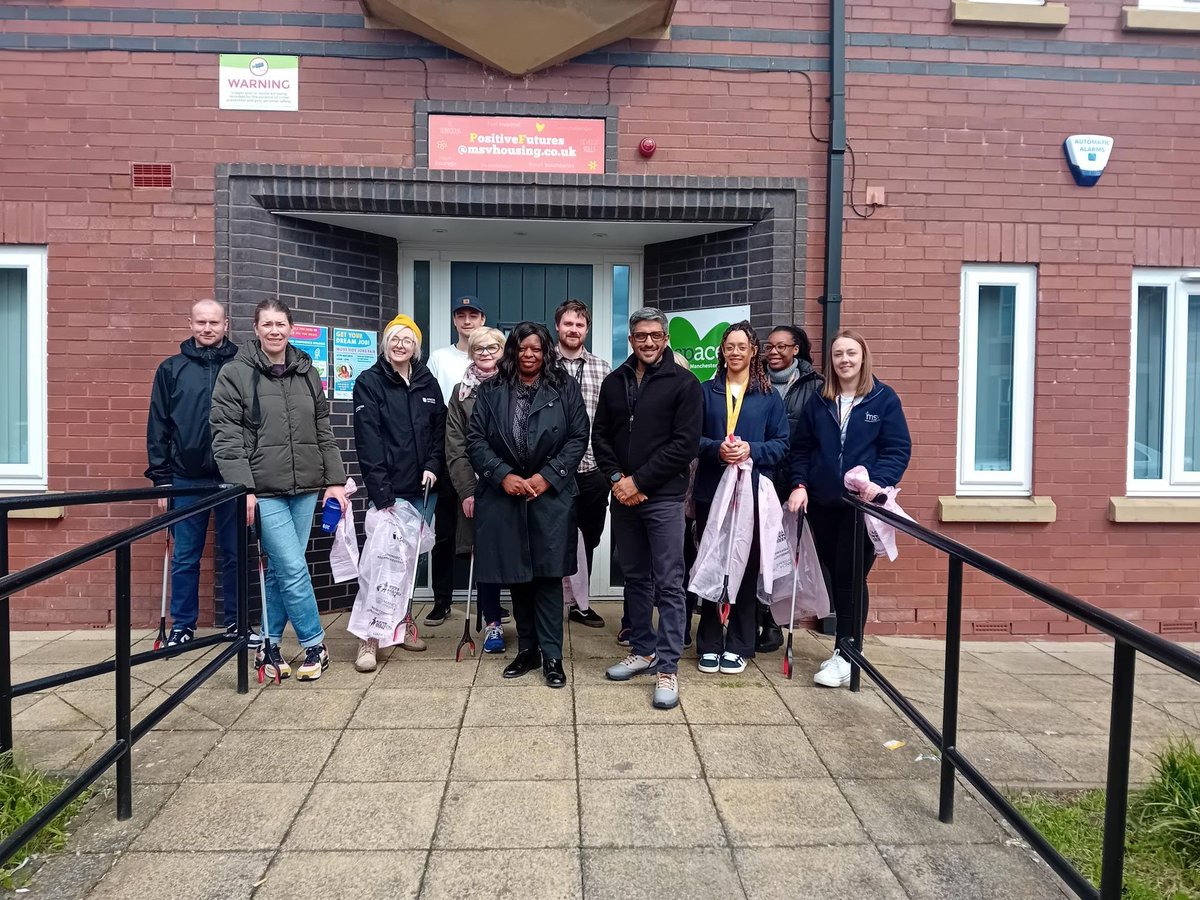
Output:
top-left (725, 373), bottom-right (749, 437)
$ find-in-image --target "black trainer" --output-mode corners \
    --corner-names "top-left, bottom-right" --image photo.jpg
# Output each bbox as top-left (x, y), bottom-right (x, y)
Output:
top-left (223, 623), bottom-right (263, 648)
top-left (424, 601), bottom-right (452, 626)
top-left (568, 606), bottom-right (606, 628)
top-left (165, 626), bottom-right (193, 647)
top-left (757, 624), bottom-right (784, 653)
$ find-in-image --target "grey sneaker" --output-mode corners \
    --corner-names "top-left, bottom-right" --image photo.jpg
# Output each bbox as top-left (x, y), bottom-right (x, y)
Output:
top-left (652, 672), bottom-right (679, 710)
top-left (605, 653), bottom-right (658, 682)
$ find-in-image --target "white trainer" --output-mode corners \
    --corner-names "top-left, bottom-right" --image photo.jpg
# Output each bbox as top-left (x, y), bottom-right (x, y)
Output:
top-left (813, 650), bottom-right (851, 688)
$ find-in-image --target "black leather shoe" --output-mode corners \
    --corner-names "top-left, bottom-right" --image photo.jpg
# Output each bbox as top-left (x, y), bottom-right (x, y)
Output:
top-left (543, 658), bottom-right (567, 688)
top-left (757, 624), bottom-right (784, 653)
top-left (503, 648), bottom-right (542, 679)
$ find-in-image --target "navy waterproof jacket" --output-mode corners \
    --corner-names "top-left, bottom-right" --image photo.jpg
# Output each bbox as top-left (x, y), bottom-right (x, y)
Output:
top-left (694, 374), bottom-right (790, 504)
top-left (788, 378), bottom-right (912, 507)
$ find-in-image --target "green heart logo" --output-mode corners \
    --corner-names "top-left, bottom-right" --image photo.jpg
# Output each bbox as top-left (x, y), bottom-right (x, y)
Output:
top-left (670, 317), bottom-right (729, 381)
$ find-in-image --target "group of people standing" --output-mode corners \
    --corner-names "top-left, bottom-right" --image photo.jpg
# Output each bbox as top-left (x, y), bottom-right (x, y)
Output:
top-left (146, 293), bottom-right (911, 708)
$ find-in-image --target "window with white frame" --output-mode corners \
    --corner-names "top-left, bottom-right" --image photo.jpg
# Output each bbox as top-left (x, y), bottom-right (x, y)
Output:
top-left (1137, 0), bottom-right (1200, 10)
top-left (1128, 271), bottom-right (1200, 496)
top-left (0, 247), bottom-right (48, 492)
top-left (957, 265), bottom-right (1037, 496)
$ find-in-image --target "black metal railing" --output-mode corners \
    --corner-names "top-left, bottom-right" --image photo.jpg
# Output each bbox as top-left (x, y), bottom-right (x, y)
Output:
top-left (0, 484), bottom-right (252, 867)
top-left (840, 493), bottom-right (1200, 900)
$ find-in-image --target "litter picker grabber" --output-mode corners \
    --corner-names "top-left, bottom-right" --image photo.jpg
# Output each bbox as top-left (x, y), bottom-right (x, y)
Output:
top-left (456, 551), bottom-right (476, 662)
top-left (253, 531), bottom-right (281, 685)
top-left (152, 532), bottom-right (171, 650)
top-left (718, 467), bottom-right (743, 626)
top-left (783, 511), bottom-right (805, 680)
top-left (394, 481), bottom-right (434, 646)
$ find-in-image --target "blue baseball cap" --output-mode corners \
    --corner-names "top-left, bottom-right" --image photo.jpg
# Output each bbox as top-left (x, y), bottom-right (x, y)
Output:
top-left (452, 295), bottom-right (485, 316)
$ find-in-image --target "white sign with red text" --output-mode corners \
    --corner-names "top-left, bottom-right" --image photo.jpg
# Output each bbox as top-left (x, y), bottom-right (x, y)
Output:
top-left (219, 55), bottom-right (298, 111)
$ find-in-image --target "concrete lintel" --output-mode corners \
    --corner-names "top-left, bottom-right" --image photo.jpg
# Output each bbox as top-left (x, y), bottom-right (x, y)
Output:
top-left (1108, 496), bottom-right (1200, 523)
top-left (938, 495), bottom-right (1057, 523)
top-left (952, 1), bottom-right (1070, 28)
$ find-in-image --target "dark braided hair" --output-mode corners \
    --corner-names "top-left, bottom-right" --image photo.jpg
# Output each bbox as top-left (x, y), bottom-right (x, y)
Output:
top-left (497, 321), bottom-right (567, 387)
top-left (715, 321), bottom-right (771, 395)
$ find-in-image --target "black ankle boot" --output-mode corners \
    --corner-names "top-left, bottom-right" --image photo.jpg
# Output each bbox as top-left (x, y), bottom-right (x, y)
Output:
top-left (543, 657), bottom-right (567, 688)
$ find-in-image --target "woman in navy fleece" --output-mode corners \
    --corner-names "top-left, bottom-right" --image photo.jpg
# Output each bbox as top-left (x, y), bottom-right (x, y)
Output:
top-left (786, 329), bottom-right (911, 688)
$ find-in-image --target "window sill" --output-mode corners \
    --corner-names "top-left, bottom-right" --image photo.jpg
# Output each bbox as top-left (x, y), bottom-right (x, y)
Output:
top-left (1122, 6), bottom-right (1200, 31)
top-left (5, 506), bottom-right (65, 520)
top-left (938, 495), bottom-right (1057, 523)
top-left (1108, 496), bottom-right (1200, 523)
top-left (951, 1), bottom-right (1070, 28)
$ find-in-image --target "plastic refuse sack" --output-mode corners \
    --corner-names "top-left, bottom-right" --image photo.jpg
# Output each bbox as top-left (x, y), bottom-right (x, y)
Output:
top-left (329, 478), bottom-right (360, 584)
top-left (688, 461), bottom-right (755, 604)
top-left (761, 509), bottom-right (831, 626)
top-left (347, 501), bottom-right (434, 647)
top-left (844, 465), bottom-right (913, 562)
top-left (562, 530), bottom-right (590, 611)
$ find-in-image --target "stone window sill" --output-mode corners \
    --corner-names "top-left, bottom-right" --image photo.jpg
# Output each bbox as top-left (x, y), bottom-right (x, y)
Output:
top-left (1108, 497), bottom-right (1200, 523)
top-left (5, 506), bottom-right (65, 520)
top-left (1122, 6), bottom-right (1200, 32)
top-left (938, 496), bottom-right (1057, 523)
top-left (952, 1), bottom-right (1070, 27)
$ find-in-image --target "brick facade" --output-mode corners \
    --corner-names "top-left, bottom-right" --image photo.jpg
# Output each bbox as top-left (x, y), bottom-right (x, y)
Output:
top-left (1, 0), bottom-right (1198, 638)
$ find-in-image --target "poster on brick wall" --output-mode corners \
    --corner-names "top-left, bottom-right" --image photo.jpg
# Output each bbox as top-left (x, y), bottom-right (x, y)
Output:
top-left (219, 55), bottom-right (299, 111)
top-left (668, 305), bottom-right (752, 383)
top-left (332, 328), bottom-right (377, 400)
top-left (427, 114), bottom-right (605, 175)
top-left (291, 324), bottom-right (329, 393)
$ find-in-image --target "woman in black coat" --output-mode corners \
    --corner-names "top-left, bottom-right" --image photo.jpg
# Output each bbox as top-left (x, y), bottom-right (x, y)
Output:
top-left (467, 322), bottom-right (589, 688)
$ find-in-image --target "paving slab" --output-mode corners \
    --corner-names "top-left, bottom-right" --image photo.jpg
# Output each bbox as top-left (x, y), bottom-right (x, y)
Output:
top-left (579, 779), bottom-right (726, 849)
top-left (880, 843), bottom-right (1069, 899)
top-left (230, 687), bottom-right (362, 730)
top-left (423, 849), bottom-right (582, 900)
top-left (11, 729), bottom-right (102, 772)
top-left (263, 850), bottom-right (424, 899)
top-left (286, 782), bottom-right (444, 850)
top-left (14, 695), bottom-right (106, 732)
top-left (837, 777), bottom-right (1006, 845)
top-left (325, 727), bottom-right (457, 782)
top-left (577, 724), bottom-right (701, 779)
top-left (452, 725), bottom-right (574, 781)
top-left (87, 851), bottom-right (271, 900)
top-left (127, 728), bottom-right (223, 783)
top-left (956, 730), bottom-right (1075, 787)
top-left (188, 729), bottom-right (339, 783)
top-left (132, 782), bottom-right (308, 851)
top-left (9, 850), bottom-right (115, 899)
top-left (804, 723), bottom-right (939, 779)
top-left (583, 848), bottom-right (743, 900)
top-left (462, 685), bottom-right (574, 726)
top-left (435, 779), bottom-right (578, 849)
top-left (350, 687), bottom-right (468, 729)
top-left (375, 656), bottom-right (481, 688)
top-left (680, 683), bottom-right (795, 725)
top-left (734, 846), bottom-right (908, 900)
top-left (981, 696), bottom-right (1103, 736)
top-left (574, 682), bottom-right (686, 724)
top-left (1023, 731), bottom-right (1157, 786)
top-left (67, 783), bottom-right (177, 853)
top-left (709, 777), bottom-right (869, 848)
top-left (775, 680), bottom-right (901, 728)
top-left (693, 725), bottom-right (825, 779)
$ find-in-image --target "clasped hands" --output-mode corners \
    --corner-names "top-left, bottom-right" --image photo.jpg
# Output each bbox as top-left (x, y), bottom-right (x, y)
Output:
top-left (501, 472), bottom-right (551, 500)
top-left (612, 475), bottom-right (647, 507)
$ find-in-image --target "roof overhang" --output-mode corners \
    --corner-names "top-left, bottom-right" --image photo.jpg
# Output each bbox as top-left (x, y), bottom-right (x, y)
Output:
top-left (359, 0), bottom-right (676, 76)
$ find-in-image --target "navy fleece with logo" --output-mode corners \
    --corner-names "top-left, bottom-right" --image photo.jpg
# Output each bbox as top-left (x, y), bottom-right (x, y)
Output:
top-left (789, 378), bottom-right (912, 505)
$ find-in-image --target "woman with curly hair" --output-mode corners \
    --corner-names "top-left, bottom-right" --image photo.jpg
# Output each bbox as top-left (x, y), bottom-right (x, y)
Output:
top-left (466, 322), bottom-right (590, 688)
top-left (692, 321), bottom-right (789, 675)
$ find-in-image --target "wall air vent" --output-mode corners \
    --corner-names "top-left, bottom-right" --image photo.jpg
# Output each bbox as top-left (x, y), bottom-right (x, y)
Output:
top-left (131, 163), bottom-right (173, 189)
top-left (971, 622), bottom-right (1012, 635)
top-left (1160, 621), bottom-right (1197, 634)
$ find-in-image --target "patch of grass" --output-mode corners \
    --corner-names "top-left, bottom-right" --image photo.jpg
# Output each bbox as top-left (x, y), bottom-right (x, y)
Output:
top-left (0, 754), bottom-right (90, 887)
top-left (1011, 737), bottom-right (1200, 900)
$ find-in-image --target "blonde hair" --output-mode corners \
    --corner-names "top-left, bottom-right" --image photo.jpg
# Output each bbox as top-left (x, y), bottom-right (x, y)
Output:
top-left (673, 351), bottom-right (691, 372)
top-left (821, 329), bottom-right (874, 400)
top-left (382, 321), bottom-right (420, 353)
top-left (467, 327), bottom-right (506, 356)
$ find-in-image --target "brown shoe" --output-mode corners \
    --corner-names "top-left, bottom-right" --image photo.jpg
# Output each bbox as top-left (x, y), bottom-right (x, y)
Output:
top-left (400, 620), bottom-right (427, 652)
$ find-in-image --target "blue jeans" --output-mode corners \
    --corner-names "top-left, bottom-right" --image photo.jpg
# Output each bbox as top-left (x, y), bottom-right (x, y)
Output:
top-left (257, 492), bottom-right (325, 649)
top-left (170, 476), bottom-right (239, 630)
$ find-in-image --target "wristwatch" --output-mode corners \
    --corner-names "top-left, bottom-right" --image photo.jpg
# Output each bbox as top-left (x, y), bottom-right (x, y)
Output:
top-left (610, 472), bottom-right (622, 485)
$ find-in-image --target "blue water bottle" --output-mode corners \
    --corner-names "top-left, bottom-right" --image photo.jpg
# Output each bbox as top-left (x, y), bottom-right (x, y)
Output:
top-left (320, 497), bottom-right (344, 533)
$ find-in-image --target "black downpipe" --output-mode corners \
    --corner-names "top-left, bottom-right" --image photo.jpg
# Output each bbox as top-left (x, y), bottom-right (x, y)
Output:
top-left (817, 0), bottom-right (847, 638)
top-left (821, 0), bottom-right (847, 356)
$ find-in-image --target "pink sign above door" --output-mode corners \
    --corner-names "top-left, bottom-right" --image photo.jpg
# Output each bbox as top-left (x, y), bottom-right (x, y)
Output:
top-left (427, 114), bottom-right (606, 175)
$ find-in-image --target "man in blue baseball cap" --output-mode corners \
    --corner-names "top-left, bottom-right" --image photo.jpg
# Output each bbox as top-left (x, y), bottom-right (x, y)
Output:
top-left (425, 294), bottom-right (488, 626)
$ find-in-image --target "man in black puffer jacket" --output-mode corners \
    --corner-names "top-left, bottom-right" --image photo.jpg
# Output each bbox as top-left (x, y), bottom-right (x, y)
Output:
top-left (145, 299), bottom-right (243, 646)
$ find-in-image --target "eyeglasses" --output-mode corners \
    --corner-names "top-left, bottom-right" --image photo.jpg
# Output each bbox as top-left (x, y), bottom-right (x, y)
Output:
top-left (763, 342), bottom-right (797, 352)
top-left (388, 336), bottom-right (417, 349)
top-left (474, 344), bottom-right (502, 357)
top-left (630, 332), bottom-right (667, 345)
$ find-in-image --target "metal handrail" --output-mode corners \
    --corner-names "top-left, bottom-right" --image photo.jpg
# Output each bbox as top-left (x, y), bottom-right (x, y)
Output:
top-left (0, 485), bottom-right (252, 869)
top-left (840, 492), bottom-right (1200, 900)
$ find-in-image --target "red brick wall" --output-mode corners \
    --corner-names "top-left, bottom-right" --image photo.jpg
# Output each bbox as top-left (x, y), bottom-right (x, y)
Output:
top-left (1, 0), bottom-right (1197, 638)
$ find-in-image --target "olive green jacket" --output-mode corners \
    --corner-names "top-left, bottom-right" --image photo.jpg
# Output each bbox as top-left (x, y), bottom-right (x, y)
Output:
top-left (210, 341), bottom-right (346, 497)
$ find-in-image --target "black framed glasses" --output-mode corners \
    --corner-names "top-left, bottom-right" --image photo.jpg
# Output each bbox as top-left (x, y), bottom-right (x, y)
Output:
top-left (763, 342), bottom-right (797, 352)
top-left (474, 343), bottom-right (502, 356)
top-left (630, 332), bottom-right (667, 345)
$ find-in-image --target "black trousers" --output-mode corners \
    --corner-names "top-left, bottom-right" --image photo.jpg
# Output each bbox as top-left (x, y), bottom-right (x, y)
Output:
top-left (431, 480), bottom-right (458, 604)
top-left (510, 576), bottom-right (564, 659)
top-left (694, 500), bottom-right (760, 659)
top-left (806, 500), bottom-right (875, 648)
top-left (574, 469), bottom-right (609, 576)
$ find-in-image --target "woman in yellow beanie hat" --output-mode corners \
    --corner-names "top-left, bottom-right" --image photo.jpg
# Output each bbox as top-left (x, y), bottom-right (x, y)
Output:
top-left (350, 314), bottom-right (446, 671)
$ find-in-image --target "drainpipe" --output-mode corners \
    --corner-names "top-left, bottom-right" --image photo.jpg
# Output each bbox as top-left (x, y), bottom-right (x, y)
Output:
top-left (820, 0), bottom-right (847, 356)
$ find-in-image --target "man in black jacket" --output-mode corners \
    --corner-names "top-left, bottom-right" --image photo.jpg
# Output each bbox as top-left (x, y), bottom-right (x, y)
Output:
top-left (145, 299), bottom-right (245, 646)
top-left (592, 308), bottom-right (703, 711)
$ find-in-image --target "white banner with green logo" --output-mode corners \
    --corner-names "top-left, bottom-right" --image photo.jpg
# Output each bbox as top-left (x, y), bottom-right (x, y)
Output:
top-left (219, 55), bottom-right (299, 111)
top-left (668, 305), bottom-right (751, 382)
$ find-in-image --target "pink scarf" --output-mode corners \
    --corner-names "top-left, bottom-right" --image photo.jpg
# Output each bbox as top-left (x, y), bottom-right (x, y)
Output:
top-left (458, 362), bottom-right (499, 402)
